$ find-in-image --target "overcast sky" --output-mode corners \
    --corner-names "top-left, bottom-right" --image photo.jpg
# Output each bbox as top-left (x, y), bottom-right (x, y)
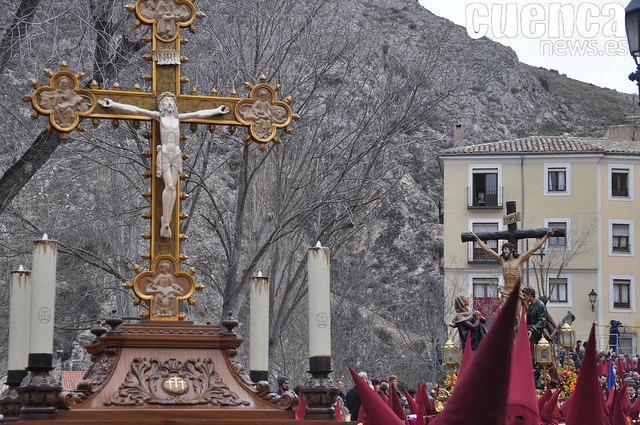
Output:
top-left (418, 0), bottom-right (636, 94)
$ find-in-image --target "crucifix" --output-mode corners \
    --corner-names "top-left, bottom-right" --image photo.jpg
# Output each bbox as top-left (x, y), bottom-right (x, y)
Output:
top-left (461, 201), bottom-right (565, 301)
top-left (24, 0), bottom-right (296, 321)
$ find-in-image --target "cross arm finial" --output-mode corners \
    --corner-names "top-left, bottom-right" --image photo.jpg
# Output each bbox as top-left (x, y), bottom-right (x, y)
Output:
top-left (99, 98), bottom-right (160, 120)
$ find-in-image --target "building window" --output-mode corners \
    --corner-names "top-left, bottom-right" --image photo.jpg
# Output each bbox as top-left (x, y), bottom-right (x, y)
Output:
top-left (472, 277), bottom-right (499, 320)
top-left (544, 164), bottom-right (570, 196)
top-left (617, 332), bottom-right (637, 356)
top-left (548, 168), bottom-right (566, 192)
top-left (609, 220), bottom-right (634, 256)
top-left (612, 223), bottom-right (630, 253)
top-left (608, 165), bottom-right (633, 200)
top-left (613, 279), bottom-right (631, 309)
top-left (547, 221), bottom-right (567, 247)
top-left (549, 277), bottom-right (568, 303)
top-left (469, 168), bottom-right (501, 208)
top-left (470, 222), bottom-right (499, 262)
top-left (473, 277), bottom-right (498, 298)
top-left (612, 169), bottom-right (629, 197)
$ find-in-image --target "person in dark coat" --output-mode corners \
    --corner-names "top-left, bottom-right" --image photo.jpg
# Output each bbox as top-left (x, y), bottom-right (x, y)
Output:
top-left (610, 320), bottom-right (622, 353)
top-left (523, 287), bottom-right (546, 345)
top-left (345, 371), bottom-right (367, 421)
top-left (449, 295), bottom-right (486, 351)
top-left (275, 376), bottom-right (289, 396)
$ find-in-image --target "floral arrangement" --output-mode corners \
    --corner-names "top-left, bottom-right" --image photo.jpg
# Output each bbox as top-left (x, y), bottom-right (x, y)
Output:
top-left (559, 369), bottom-right (577, 397)
top-left (444, 371), bottom-right (458, 390)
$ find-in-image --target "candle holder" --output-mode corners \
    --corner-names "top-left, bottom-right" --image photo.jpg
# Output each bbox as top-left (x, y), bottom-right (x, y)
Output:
top-left (300, 356), bottom-right (339, 420)
top-left (249, 370), bottom-right (269, 383)
top-left (535, 339), bottom-right (553, 390)
top-left (559, 323), bottom-right (576, 371)
top-left (442, 339), bottom-right (460, 389)
top-left (0, 370), bottom-right (28, 419)
top-left (17, 353), bottom-right (62, 417)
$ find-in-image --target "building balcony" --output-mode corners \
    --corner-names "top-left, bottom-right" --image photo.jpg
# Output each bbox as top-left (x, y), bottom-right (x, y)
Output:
top-left (467, 186), bottom-right (503, 209)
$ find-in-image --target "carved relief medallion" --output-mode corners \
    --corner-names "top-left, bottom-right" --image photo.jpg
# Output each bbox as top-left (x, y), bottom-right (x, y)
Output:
top-left (107, 357), bottom-right (250, 406)
top-left (237, 85), bottom-right (291, 142)
top-left (162, 376), bottom-right (189, 395)
top-left (137, 0), bottom-right (196, 42)
top-left (33, 72), bottom-right (95, 131)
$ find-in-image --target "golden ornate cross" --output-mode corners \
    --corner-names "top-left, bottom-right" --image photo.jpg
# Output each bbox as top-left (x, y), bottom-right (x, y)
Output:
top-left (25, 0), bottom-right (296, 320)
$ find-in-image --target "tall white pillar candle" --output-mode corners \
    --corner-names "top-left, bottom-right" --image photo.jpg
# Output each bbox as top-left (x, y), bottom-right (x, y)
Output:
top-left (307, 242), bottom-right (331, 358)
top-left (8, 266), bottom-right (31, 371)
top-left (249, 272), bottom-right (270, 374)
top-left (29, 236), bottom-right (57, 355)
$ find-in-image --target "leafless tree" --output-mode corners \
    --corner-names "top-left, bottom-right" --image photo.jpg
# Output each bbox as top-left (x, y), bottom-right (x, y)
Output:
top-left (529, 221), bottom-right (595, 303)
top-left (0, 0), bottom-right (453, 377)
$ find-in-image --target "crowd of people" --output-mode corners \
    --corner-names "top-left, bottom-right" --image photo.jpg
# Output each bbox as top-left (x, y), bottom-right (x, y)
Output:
top-left (271, 371), bottom-right (421, 422)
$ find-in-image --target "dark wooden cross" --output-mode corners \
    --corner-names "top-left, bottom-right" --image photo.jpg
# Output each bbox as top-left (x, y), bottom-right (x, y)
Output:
top-left (460, 201), bottom-right (566, 247)
top-left (25, 0), bottom-right (296, 320)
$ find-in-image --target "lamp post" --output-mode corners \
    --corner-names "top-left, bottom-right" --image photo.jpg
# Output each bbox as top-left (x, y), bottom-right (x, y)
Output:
top-left (559, 323), bottom-right (576, 371)
top-left (589, 289), bottom-right (597, 312)
top-left (626, 0), bottom-right (640, 103)
top-left (535, 338), bottom-right (553, 389)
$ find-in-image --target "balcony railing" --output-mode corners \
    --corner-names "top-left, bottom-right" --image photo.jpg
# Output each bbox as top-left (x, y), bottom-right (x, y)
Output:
top-left (467, 186), bottom-right (502, 208)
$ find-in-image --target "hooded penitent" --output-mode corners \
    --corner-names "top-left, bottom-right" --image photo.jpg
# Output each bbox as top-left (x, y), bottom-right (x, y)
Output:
top-left (432, 282), bottom-right (520, 425)
top-left (563, 324), bottom-right (609, 425)
top-left (506, 309), bottom-right (540, 425)
top-left (347, 366), bottom-right (405, 425)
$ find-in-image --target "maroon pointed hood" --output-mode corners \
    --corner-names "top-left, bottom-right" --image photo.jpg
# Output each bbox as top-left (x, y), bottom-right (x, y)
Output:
top-left (432, 282), bottom-right (520, 425)
top-left (416, 382), bottom-right (434, 416)
top-left (563, 324), bottom-right (609, 425)
top-left (506, 309), bottom-right (539, 425)
top-left (404, 387), bottom-right (425, 425)
top-left (347, 366), bottom-right (405, 425)
top-left (389, 382), bottom-right (407, 422)
top-left (537, 387), bottom-right (552, 416)
top-left (610, 386), bottom-right (628, 425)
top-left (458, 330), bottom-right (473, 378)
top-left (540, 387), bottom-right (562, 425)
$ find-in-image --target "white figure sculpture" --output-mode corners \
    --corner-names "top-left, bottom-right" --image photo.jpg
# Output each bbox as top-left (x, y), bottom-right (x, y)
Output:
top-left (99, 92), bottom-right (229, 238)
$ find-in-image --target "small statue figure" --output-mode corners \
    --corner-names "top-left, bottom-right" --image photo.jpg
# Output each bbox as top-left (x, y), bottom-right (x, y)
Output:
top-left (449, 295), bottom-right (486, 351)
top-left (146, 260), bottom-right (184, 316)
top-left (99, 92), bottom-right (229, 238)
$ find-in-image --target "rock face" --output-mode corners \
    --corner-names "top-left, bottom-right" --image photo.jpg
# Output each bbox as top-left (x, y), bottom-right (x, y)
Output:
top-left (0, 0), bottom-right (634, 387)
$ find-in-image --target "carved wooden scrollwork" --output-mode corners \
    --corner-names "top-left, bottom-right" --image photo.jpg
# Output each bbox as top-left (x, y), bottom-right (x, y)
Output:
top-left (62, 351), bottom-right (119, 408)
top-left (253, 381), bottom-right (296, 409)
top-left (222, 348), bottom-right (254, 388)
top-left (106, 357), bottom-right (250, 406)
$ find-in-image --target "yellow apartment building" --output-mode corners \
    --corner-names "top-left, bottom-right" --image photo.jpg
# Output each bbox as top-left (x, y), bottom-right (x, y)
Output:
top-left (438, 127), bottom-right (640, 354)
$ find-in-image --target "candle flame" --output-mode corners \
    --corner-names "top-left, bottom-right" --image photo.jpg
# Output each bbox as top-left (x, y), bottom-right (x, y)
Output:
top-left (257, 270), bottom-right (262, 277)
top-left (315, 241), bottom-right (322, 248)
top-left (18, 265), bottom-right (24, 271)
top-left (42, 233), bottom-right (48, 240)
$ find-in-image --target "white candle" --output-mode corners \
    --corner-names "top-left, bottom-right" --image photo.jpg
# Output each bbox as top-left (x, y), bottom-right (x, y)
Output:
top-left (8, 266), bottom-right (31, 370)
top-left (249, 272), bottom-right (269, 372)
top-left (29, 237), bottom-right (57, 355)
top-left (307, 242), bottom-right (331, 358)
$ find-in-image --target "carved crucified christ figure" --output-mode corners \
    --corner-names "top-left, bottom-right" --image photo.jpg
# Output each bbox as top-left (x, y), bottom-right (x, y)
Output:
top-left (467, 229), bottom-right (555, 303)
top-left (99, 92), bottom-right (229, 238)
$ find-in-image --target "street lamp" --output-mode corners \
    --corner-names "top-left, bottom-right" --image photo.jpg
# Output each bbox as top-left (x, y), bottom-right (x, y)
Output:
top-left (626, 0), bottom-right (640, 102)
top-left (589, 289), bottom-right (597, 312)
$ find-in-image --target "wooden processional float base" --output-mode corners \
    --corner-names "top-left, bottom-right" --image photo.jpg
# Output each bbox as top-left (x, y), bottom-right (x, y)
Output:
top-left (2, 319), bottom-right (339, 424)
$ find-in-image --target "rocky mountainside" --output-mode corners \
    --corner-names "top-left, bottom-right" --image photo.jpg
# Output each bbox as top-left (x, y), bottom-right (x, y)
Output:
top-left (0, 0), bottom-right (633, 386)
